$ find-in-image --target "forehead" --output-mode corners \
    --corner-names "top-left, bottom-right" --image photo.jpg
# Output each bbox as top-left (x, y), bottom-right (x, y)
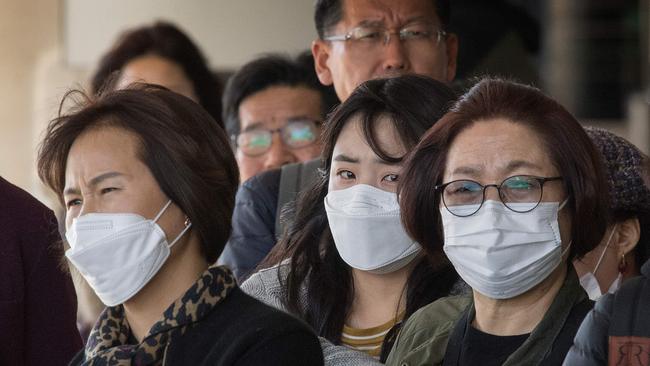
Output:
top-left (341, 0), bottom-right (439, 25)
top-left (65, 126), bottom-right (143, 182)
top-left (444, 118), bottom-right (557, 177)
top-left (238, 85), bottom-right (323, 124)
top-left (120, 55), bottom-right (183, 82)
top-left (333, 114), bottom-right (406, 159)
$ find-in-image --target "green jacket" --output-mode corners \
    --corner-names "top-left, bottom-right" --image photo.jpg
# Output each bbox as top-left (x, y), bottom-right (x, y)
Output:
top-left (386, 268), bottom-right (590, 366)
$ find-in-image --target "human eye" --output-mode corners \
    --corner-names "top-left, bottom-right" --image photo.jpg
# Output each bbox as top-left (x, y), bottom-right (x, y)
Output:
top-left (504, 176), bottom-right (536, 190)
top-left (383, 173), bottom-right (399, 183)
top-left (448, 181), bottom-right (481, 195)
top-left (352, 27), bottom-right (383, 41)
top-left (66, 198), bottom-right (82, 209)
top-left (337, 170), bottom-right (356, 180)
top-left (401, 24), bottom-right (432, 39)
top-left (100, 187), bottom-right (119, 195)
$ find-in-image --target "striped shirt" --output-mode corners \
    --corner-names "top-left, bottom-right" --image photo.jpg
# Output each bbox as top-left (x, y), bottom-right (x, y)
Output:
top-left (340, 312), bottom-right (404, 359)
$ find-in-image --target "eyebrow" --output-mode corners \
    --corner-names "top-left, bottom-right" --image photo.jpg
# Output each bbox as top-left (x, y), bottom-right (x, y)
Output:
top-left (333, 154), bottom-right (359, 164)
top-left (505, 160), bottom-right (543, 174)
top-left (356, 16), bottom-right (435, 29)
top-left (63, 171), bottom-right (125, 196)
top-left (333, 154), bottom-right (402, 166)
top-left (451, 160), bottom-right (543, 177)
top-left (374, 156), bottom-right (402, 166)
top-left (241, 115), bottom-right (314, 133)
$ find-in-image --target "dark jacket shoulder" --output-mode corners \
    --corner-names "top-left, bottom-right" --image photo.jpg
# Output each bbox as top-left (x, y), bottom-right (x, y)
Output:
top-left (167, 287), bottom-right (323, 365)
top-left (0, 176), bottom-right (82, 366)
top-left (218, 169), bottom-right (281, 281)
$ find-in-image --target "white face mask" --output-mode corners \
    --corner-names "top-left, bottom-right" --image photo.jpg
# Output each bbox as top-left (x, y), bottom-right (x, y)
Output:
top-left (65, 200), bottom-right (192, 306)
top-left (442, 199), bottom-right (569, 299)
top-left (578, 224), bottom-right (622, 300)
top-left (324, 184), bottom-right (421, 274)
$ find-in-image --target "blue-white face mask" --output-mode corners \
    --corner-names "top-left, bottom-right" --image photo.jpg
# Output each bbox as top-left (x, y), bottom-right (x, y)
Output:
top-left (65, 200), bottom-right (191, 306)
top-left (442, 199), bottom-right (570, 299)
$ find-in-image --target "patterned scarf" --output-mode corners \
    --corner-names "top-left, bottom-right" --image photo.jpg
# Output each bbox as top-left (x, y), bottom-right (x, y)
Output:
top-left (82, 265), bottom-right (237, 366)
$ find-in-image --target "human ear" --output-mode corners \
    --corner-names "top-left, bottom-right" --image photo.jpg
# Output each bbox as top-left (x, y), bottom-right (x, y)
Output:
top-left (312, 40), bottom-right (334, 86)
top-left (614, 217), bottom-right (640, 258)
top-left (443, 33), bottom-right (459, 82)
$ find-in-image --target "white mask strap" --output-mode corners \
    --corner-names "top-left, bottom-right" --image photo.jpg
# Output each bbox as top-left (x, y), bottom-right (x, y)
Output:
top-left (593, 223), bottom-right (618, 275)
top-left (168, 222), bottom-right (192, 248)
top-left (558, 198), bottom-right (570, 211)
top-left (153, 200), bottom-right (173, 223)
top-left (561, 240), bottom-right (572, 259)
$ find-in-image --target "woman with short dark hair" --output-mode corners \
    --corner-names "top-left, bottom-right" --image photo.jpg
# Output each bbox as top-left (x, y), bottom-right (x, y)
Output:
top-left (387, 78), bottom-right (610, 366)
top-left (38, 84), bottom-right (323, 365)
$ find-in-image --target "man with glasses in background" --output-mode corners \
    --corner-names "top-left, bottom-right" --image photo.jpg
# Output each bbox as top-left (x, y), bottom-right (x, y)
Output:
top-left (222, 52), bottom-right (338, 183)
top-left (220, 0), bottom-right (458, 283)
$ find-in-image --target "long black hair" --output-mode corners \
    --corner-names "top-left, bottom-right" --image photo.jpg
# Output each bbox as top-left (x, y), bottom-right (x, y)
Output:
top-left (263, 74), bottom-right (459, 361)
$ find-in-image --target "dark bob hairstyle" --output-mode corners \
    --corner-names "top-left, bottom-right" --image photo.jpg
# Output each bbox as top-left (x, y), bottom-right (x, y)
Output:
top-left (38, 84), bottom-right (239, 263)
top-left (91, 21), bottom-right (223, 128)
top-left (399, 78), bottom-right (610, 261)
top-left (266, 74), bottom-right (458, 362)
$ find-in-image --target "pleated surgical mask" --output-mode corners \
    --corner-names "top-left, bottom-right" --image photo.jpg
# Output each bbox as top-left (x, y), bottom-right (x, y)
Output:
top-left (442, 199), bottom-right (569, 299)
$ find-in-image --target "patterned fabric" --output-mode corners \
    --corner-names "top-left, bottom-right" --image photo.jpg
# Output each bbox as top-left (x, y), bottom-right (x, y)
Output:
top-left (584, 127), bottom-right (650, 213)
top-left (83, 265), bottom-right (237, 366)
top-left (341, 311), bottom-right (404, 359)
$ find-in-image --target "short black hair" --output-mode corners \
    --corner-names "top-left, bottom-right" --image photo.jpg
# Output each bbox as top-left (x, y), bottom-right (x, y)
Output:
top-left (314, 0), bottom-right (451, 38)
top-left (222, 51), bottom-right (338, 138)
top-left (91, 21), bottom-right (224, 128)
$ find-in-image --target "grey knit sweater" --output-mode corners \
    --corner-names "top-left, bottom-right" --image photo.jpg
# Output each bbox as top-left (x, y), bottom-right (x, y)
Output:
top-left (241, 263), bottom-right (384, 366)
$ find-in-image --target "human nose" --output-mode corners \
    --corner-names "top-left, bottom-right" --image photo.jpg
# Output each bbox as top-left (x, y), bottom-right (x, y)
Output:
top-left (263, 134), bottom-right (297, 170)
top-left (483, 184), bottom-right (501, 202)
top-left (380, 31), bottom-right (408, 72)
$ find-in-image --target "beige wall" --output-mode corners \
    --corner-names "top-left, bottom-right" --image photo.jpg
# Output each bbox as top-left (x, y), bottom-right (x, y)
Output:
top-left (0, 0), bottom-right (61, 199)
top-left (0, 0), bottom-right (317, 208)
top-left (0, 0), bottom-right (647, 209)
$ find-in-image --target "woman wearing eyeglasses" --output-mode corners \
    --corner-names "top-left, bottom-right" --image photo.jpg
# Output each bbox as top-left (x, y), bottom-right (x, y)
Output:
top-left (386, 78), bottom-right (610, 366)
top-left (241, 75), bottom-right (461, 364)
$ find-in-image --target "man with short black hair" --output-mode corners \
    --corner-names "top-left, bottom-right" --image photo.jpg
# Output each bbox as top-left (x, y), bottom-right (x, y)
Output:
top-left (222, 52), bottom-right (338, 182)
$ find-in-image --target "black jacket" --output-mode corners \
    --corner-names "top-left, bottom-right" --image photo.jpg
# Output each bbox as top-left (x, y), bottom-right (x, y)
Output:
top-left (70, 287), bottom-right (324, 365)
top-left (218, 169), bottom-right (281, 281)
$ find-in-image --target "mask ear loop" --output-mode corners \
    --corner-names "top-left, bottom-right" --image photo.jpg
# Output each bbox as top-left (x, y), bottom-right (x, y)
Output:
top-left (168, 219), bottom-right (192, 248)
top-left (152, 200), bottom-right (192, 248)
top-left (558, 197), bottom-right (570, 211)
top-left (592, 223), bottom-right (618, 275)
top-left (153, 200), bottom-right (173, 222)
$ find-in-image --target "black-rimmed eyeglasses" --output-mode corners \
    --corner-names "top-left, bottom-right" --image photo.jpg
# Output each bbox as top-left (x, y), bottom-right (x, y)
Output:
top-left (435, 175), bottom-right (563, 217)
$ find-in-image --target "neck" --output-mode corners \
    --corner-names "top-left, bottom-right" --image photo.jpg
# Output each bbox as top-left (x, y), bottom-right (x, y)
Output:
top-left (123, 232), bottom-right (208, 342)
top-left (346, 260), bottom-right (416, 329)
top-left (472, 263), bottom-right (567, 336)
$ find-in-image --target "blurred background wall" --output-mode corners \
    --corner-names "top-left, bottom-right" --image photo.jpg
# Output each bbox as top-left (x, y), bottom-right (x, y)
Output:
top-left (0, 0), bottom-right (648, 209)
